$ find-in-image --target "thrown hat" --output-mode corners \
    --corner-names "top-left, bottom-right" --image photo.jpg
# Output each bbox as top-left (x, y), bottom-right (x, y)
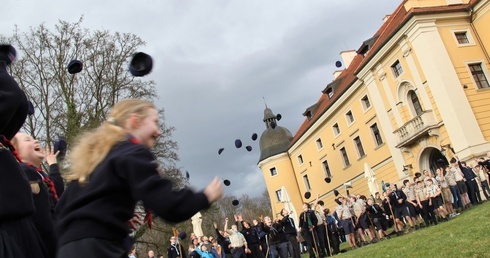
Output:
top-left (0, 44), bottom-right (16, 65)
top-left (178, 231), bottom-right (187, 240)
top-left (235, 139), bottom-right (242, 148)
top-left (53, 137), bottom-right (67, 161)
top-left (245, 145), bottom-right (252, 152)
top-left (224, 179), bottom-right (231, 186)
top-left (186, 171), bottom-right (190, 180)
top-left (276, 114), bottom-right (282, 121)
top-left (335, 61), bottom-right (342, 68)
top-left (67, 60), bottom-right (83, 74)
top-left (218, 148), bottom-right (224, 155)
top-left (129, 52), bottom-right (153, 77)
top-left (334, 198), bottom-right (342, 205)
top-left (333, 189), bottom-right (340, 197)
top-left (251, 133), bottom-right (258, 141)
top-left (27, 101), bottom-right (35, 116)
top-left (324, 177), bottom-right (331, 183)
top-left (232, 199), bottom-right (240, 206)
top-left (304, 191), bottom-right (311, 199)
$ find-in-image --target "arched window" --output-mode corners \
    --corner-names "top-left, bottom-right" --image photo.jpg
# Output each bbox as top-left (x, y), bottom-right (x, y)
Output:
top-left (408, 90), bottom-right (423, 116)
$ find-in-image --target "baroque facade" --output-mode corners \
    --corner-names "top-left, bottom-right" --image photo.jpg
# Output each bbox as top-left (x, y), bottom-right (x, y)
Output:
top-left (258, 0), bottom-right (490, 217)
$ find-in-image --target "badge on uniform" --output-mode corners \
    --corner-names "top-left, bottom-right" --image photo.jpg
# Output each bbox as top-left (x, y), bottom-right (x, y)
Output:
top-left (30, 181), bottom-right (40, 194)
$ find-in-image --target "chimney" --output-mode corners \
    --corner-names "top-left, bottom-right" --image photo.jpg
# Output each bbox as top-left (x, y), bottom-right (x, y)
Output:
top-left (382, 15), bottom-right (391, 23)
top-left (340, 50), bottom-right (357, 69)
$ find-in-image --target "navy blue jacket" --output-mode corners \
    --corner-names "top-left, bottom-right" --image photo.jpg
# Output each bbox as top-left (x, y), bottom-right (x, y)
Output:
top-left (55, 139), bottom-right (210, 246)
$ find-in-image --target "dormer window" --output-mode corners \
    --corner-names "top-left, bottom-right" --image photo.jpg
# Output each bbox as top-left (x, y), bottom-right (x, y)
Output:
top-left (304, 110), bottom-right (312, 120)
top-left (326, 87), bottom-right (334, 98)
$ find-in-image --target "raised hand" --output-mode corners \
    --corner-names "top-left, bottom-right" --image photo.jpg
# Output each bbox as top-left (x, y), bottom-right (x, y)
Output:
top-left (44, 146), bottom-right (59, 165)
top-left (203, 177), bottom-right (223, 203)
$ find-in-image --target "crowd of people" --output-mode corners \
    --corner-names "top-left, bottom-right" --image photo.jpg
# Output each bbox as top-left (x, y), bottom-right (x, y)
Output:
top-left (135, 153), bottom-right (490, 258)
top-left (2, 43), bottom-right (490, 258)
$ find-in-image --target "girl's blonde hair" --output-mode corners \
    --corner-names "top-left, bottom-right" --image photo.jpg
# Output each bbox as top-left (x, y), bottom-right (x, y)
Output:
top-left (66, 99), bottom-right (155, 184)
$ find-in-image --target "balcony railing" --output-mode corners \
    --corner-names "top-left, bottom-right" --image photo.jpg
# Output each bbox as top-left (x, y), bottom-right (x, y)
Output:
top-left (394, 110), bottom-right (438, 148)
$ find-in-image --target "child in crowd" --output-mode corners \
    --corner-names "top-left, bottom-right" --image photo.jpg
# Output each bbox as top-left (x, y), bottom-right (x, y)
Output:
top-left (55, 99), bottom-right (223, 257)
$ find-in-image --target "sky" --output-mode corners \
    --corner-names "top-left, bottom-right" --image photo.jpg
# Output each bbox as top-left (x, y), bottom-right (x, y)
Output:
top-left (2, 0), bottom-right (401, 198)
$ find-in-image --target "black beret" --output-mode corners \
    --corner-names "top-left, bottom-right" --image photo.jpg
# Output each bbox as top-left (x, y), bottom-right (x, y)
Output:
top-left (251, 133), bottom-right (258, 141)
top-left (224, 179), bottom-right (231, 186)
top-left (129, 52), bottom-right (153, 77)
top-left (304, 191), bottom-right (311, 199)
top-left (0, 44), bottom-right (16, 65)
top-left (0, 61), bottom-right (28, 139)
top-left (67, 60), bottom-right (83, 74)
top-left (232, 199), bottom-right (239, 206)
top-left (234, 139), bottom-right (242, 148)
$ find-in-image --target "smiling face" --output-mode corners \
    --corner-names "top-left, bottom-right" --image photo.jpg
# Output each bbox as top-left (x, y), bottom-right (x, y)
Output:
top-left (127, 108), bottom-right (161, 148)
top-left (13, 132), bottom-right (44, 166)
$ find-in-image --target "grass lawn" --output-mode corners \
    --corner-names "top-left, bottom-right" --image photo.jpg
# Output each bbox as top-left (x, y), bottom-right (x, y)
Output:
top-left (302, 202), bottom-right (490, 257)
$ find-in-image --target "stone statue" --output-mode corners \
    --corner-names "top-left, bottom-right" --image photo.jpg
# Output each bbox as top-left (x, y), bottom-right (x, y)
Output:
top-left (191, 212), bottom-right (203, 237)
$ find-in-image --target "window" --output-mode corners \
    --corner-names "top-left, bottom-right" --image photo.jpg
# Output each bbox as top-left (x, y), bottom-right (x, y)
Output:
top-left (298, 155), bottom-right (304, 165)
top-left (340, 147), bottom-right (350, 167)
top-left (322, 160), bottom-right (332, 178)
top-left (316, 138), bottom-right (323, 150)
top-left (409, 91), bottom-right (423, 116)
top-left (326, 87), bottom-right (334, 98)
top-left (361, 95), bottom-right (371, 110)
top-left (354, 136), bottom-right (366, 158)
top-left (303, 174), bottom-right (312, 190)
top-left (370, 123), bottom-right (383, 146)
top-left (469, 63), bottom-right (490, 88)
top-left (270, 167), bottom-right (277, 176)
top-left (275, 189), bottom-right (282, 202)
top-left (391, 60), bottom-right (403, 78)
top-left (455, 31), bottom-right (469, 44)
top-left (345, 110), bottom-right (354, 124)
top-left (332, 123), bottom-right (340, 136)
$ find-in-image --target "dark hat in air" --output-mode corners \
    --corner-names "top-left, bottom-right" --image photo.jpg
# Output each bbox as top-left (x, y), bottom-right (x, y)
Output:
top-left (129, 52), bottom-right (153, 77)
top-left (333, 189), bottom-right (340, 197)
top-left (186, 171), bottom-right (190, 180)
top-left (335, 61), bottom-right (342, 68)
top-left (251, 133), bottom-right (258, 141)
top-left (27, 101), bottom-right (35, 116)
top-left (178, 231), bottom-right (187, 240)
top-left (67, 60), bottom-right (83, 74)
top-left (324, 177), bottom-right (331, 183)
top-left (235, 139), bottom-right (242, 148)
top-left (276, 114), bottom-right (282, 121)
top-left (224, 179), bottom-right (231, 186)
top-left (245, 145), bottom-right (252, 152)
top-left (0, 44), bottom-right (16, 65)
top-left (218, 148), bottom-right (224, 155)
top-left (334, 198), bottom-right (341, 205)
top-left (304, 191), bottom-right (311, 199)
top-left (232, 199), bottom-right (239, 206)
top-left (53, 137), bottom-right (67, 161)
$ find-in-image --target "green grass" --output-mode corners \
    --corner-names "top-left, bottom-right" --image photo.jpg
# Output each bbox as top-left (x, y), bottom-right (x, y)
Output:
top-left (303, 202), bottom-right (490, 258)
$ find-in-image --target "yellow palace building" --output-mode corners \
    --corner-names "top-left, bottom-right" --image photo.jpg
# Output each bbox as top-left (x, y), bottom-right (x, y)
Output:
top-left (257, 0), bottom-right (490, 217)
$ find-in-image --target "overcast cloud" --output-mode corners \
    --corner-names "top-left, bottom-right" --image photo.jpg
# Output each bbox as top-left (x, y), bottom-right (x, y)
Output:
top-left (2, 0), bottom-right (400, 197)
